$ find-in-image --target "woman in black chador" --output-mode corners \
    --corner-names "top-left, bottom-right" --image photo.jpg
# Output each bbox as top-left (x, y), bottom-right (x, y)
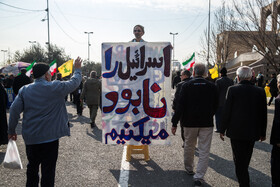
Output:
top-left (0, 83), bottom-right (8, 145)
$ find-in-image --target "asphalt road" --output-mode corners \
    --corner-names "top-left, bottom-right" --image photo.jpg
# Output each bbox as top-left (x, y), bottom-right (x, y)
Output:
top-left (0, 95), bottom-right (274, 187)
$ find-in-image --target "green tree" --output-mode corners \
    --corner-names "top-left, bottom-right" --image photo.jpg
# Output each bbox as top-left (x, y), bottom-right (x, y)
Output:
top-left (13, 43), bottom-right (70, 66)
top-left (14, 43), bottom-right (46, 63)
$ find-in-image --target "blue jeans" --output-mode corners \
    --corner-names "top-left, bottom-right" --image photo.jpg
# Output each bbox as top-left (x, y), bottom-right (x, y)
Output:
top-left (26, 140), bottom-right (59, 187)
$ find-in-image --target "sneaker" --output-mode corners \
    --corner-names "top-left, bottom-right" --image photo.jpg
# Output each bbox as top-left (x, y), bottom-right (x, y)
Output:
top-left (194, 180), bottom-right (202, 187)
top-left (185, 169), bottom-right (195, 175)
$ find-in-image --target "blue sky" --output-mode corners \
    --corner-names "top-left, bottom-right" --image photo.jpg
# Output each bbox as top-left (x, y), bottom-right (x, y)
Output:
top-left (0, 0), bottom-right (223, 66)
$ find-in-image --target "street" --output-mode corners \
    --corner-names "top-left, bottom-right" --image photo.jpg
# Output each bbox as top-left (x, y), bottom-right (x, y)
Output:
top-left (0, 96), bottom-right (274, 187)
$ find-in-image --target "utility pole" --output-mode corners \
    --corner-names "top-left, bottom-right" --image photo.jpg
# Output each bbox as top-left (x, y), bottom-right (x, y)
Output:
top-left (42, 0), bottom-right (50, 62)
top-left (170, 32), bottom-right (178, 62)
top-left (84, 32), bottom-right (93, 62)
top-left (1, 50), bottom-right (7, 65)
top-left (207, 0), bottom-right (211, 66)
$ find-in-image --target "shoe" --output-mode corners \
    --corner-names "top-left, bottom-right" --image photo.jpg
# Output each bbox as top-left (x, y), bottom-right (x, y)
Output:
top-left (185, 169), bottom-right (195, 175)
top-left (194, 180), bottom-right (202, 187)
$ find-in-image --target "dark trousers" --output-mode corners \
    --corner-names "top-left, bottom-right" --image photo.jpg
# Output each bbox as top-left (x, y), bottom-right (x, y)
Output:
top-left (74, 94), bottom-right (83, 115)
top-left (26, 140), bottom-right (59, 187)
top-left (215, 106), bottom-right (223, 132)
top-left (271, 145), bottom-right (280, 187)
top-left (268, 96), bottom-right (275, 106)
top-left (230, 139), bottom-right (255, 187)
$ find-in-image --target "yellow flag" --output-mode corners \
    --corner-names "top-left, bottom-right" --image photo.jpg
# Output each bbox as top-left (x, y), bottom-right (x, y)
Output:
top-left (209, 63), bottom-right (219, 79)
top-left (58, 59), bottom-right (73, 77)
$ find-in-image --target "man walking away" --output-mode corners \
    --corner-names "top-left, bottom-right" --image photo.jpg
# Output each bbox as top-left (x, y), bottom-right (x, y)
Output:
top-left (256, 71), bottom-right (264, 88)
top-left (220, 66), bottom-right (267, 187)
top-left (215, 67), bottom-right (233, 132)
top-left (172, 63), bottom-right (218, 187)
top-left (80, 71), bottom-right (101, 128)
top-left (172, 71), bottom-right (181, 89)
top-left (172, 69), bottom-right (192, 145)
top-left (12, 68), bottom-right (31, 96)
top-left (268, 73), bottom-right (278, 106)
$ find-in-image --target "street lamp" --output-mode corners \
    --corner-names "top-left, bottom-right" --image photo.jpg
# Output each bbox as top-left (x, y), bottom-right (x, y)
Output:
top-left (29, 41), bottom-right (37, 44)
top-left (84, 31), bottom-right (93, 62)
top-left (41, 0), bottom-right (50, 62)
top-left (1, 50), bottom-right (8, 65)
top-left (170, 32), bottom-right (178, 62)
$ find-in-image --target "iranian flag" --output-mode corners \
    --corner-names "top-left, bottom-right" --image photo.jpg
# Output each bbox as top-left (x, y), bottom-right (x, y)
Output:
top-left (26, 60), bottom-right (36, 77)
top-left (182, 52), bottom-right (195, 70)
top-left (49, 60), bottom-right (57, 76)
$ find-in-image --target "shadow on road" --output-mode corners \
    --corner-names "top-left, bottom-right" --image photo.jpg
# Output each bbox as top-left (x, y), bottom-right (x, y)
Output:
top-left (207, 152), bottom-right (271, 186)
top-left (86, 127), bottom-right (102, 142)
top-left (68, 113), bottom-right (90, 125)
top-left (110, 159), bottom-right (211, 187)
top-left (0, 151), bottom-right (5, 164)
top-left (254, 141), bottom-right (272, 153)
top-left (267, 108), bottom-right (274, 115)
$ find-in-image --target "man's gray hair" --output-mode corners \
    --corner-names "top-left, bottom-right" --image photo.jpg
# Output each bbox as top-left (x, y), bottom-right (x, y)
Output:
top-left (277, 74), bottom-right (280, 83)
top-left (193, 63), bottom-right (207, 77)
top-left (236, 66), bottom-right (252, 81)
top-left (90, 71), bottom-right (97, 78)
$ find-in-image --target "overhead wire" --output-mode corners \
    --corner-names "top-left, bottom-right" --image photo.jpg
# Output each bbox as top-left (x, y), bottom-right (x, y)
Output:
top-left (56, 11), bottom-right (196, 23)
top-left (177, 15), bottom-right (208, 46)
top-left (0, 2), bottom-right (45, 12)
top-left (50, 13), bottom-right (85, 45)
top-left (0, 7), bottom-right (36, 14)
top-left (53, 0), bottom-right (82, 34)
top-left (0, 12), bottom-right (45, 31)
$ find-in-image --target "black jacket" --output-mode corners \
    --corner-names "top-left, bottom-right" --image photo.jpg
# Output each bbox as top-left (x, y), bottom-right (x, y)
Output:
top-left (172, 75), bottom-right (181, 89)
top-left (268, 77), bottom-right (278, 97)
top-left (172, 77), bottom-right (218, 128)
top-left (12, 74), bottom-right (31, 95)
top-left (270, 96), bottom-right (280, 145)
top-left (221, 80), bottom-right (267, 141)
top-left (172, 77), bottom-right (192, 110)
top-left (215, 76), bottom-right (234, 107)
top-left (0, 83), bottom-right (8, 145)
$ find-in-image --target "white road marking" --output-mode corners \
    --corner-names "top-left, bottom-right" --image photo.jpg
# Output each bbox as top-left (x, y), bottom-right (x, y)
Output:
top-left (118, 145), bottom-right (129, 187)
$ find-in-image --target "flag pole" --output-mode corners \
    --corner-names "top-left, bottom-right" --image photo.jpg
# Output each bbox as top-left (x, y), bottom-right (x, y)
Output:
top-left (207, 0), bottom-right (211, 67)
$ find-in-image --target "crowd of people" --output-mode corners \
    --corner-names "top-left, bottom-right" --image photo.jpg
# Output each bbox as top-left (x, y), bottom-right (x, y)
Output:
top-left (0, 58), bottom-right (102, 187)
top-left (0, 24), bottom-right (279, 187)
top-left (172, 65), bottom-right (279, 187)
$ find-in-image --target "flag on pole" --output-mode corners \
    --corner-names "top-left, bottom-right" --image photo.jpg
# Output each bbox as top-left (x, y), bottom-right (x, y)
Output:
top-left (26, 60), bottom-right (36, 77)
top-left (49, 60), bottom-right (57, 76)
top-left (209, 63), bottom-right (219, 79)
top-left (182, 52), bottom-right (195, 70)
top-left (58, 59), bottom-right (73, 78)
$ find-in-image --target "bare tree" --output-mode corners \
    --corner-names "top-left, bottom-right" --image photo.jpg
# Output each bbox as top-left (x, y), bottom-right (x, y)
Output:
top-left (199, 1), bottom-right (237, 67)
top-left (229, 0), bottom-right (280, 73)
